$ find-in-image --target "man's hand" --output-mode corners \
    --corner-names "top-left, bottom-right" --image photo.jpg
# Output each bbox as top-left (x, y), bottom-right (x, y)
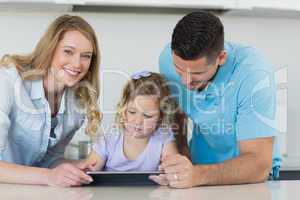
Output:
top-left (151, 136), bottom-right (274, 188)
top-left (150, 154), bottom-right (204, 188)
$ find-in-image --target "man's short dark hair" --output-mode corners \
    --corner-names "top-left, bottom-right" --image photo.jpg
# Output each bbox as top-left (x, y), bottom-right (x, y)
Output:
top-left (171, 11), bottom-right (224, 64)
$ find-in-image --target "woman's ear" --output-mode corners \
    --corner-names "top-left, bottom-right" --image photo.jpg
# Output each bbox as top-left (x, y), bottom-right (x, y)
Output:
top-left (121, 111), bottom-right (126, 123)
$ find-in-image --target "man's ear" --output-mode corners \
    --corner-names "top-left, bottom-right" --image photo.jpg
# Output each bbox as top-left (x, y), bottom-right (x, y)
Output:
top-left (156, 113), bottom-right (164, 129)
top-left (218, 50), bottom-right (227, 66)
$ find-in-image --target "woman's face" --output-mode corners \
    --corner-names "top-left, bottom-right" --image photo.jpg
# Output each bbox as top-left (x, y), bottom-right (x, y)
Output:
top-left (124, 95), bottom-right (161, 139)
top-left (49, 30), bottom-right (93, 88)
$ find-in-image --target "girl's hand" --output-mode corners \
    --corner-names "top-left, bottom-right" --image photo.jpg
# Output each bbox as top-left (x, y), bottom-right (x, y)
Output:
top-left (75, 159), bottom-right (98, 172)
top-left (47, 163), bottom-right (93, 187)
top-left (149, 173), bottom-right (169, 186)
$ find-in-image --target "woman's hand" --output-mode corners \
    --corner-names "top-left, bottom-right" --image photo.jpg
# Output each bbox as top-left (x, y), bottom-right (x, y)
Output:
top-left (47, 163), bottom-right (93, 187)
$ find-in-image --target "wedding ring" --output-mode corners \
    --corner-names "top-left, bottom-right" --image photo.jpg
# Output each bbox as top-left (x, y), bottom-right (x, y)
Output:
top-left (174, 173), bottom-right (178, 181)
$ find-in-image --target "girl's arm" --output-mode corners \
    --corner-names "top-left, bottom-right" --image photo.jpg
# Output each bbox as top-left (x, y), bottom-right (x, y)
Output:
top-left (161, 141), bottom-right (178, 158)
top-left (149, 109), bottom-right (189, 185)
top-left (173, 109), bottom-right (190, 158)
top-left (76, 150), bottom-right (105, 172)
top-left (150, 140), bottom-right (178, 186)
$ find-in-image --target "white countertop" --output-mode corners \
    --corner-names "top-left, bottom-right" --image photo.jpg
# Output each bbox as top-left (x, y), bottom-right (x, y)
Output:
top-left (0, 180), bottom-right (297, 200)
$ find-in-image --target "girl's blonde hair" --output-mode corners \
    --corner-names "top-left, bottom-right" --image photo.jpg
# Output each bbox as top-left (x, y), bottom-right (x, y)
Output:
top-left (0, 14), bottom-right (101, 136)
top-left (116, 72), bottom-right (189, 157)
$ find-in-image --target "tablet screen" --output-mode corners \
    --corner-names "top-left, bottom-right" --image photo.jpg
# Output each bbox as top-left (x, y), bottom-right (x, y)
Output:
top-left (86, 171), bottom-right (162, 186)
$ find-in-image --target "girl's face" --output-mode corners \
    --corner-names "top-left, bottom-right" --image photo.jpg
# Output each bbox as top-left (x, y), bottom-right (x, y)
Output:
top-left (124, 95), bottom-right (161, 138)
top-left (48, 30), bottom-right (93, 89)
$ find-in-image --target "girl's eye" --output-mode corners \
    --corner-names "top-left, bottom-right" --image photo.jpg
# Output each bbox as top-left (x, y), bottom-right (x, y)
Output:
top-left (82, 54), bottom-right (92, 59)
top-left (128, 110), bottom-right (136, 114)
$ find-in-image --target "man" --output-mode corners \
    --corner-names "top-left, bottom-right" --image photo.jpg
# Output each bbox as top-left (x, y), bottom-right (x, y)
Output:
top-left (152, 11), bottom-right (281, 188)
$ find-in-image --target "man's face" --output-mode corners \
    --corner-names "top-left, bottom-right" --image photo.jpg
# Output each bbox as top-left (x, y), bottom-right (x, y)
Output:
top-left (172, 51), bottom-right (227, 91)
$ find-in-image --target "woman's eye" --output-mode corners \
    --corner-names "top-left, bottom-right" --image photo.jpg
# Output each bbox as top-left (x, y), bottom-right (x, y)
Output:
top-left (64, 49), bottom-right (73, 55)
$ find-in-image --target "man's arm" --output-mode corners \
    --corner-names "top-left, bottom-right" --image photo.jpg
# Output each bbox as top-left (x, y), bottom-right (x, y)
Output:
top-left (160, 137), bottom-right (273, 188)
top-left (193, 137), bottom-right (273, 186)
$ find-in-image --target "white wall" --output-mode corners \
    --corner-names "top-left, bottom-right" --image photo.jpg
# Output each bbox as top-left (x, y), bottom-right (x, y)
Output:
top-left (0, 9), bottom-right (298, 166)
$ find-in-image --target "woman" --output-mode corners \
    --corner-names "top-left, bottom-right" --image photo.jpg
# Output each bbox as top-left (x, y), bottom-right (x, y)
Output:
top-left (0, 14), bottom-right (101, 187)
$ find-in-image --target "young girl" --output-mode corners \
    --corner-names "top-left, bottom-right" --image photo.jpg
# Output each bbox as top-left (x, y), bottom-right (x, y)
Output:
top-left (77, 71), bottom-right (189, 172)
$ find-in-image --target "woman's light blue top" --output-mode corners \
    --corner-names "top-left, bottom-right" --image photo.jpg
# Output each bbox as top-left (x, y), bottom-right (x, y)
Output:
top-left (0, 66), bottom-right (85, 167)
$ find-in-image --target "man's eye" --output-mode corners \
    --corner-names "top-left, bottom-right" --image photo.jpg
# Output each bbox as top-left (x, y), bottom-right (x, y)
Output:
top-left (144, 114), bottom-right (153, 118)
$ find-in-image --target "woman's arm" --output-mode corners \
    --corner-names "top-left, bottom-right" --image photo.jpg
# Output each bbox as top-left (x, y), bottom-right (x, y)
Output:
top-left (149, 140), bottom-right (178, 186)
top-left (0, 161), bottom-right (49, 185)
top-left (0, 161), bottom-right (93, 186)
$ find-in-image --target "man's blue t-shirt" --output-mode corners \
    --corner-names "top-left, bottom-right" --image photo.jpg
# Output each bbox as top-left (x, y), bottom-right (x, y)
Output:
top-left (159, 42), bottom-right (281, 179)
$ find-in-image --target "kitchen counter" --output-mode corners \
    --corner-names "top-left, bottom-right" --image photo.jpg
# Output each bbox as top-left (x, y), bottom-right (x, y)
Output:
top-left (0, 181), bottom-right (297, 200)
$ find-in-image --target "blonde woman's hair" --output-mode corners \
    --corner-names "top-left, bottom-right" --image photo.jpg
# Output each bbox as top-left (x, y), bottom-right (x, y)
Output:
top-left (0, 14), bottom-right (101, 136)
top-left (116, 72), bottom-right (189, 157)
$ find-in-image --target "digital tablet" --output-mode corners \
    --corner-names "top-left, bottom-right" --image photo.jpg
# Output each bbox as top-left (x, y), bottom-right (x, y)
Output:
top-left (86, 171), bottom-right (162, 186)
